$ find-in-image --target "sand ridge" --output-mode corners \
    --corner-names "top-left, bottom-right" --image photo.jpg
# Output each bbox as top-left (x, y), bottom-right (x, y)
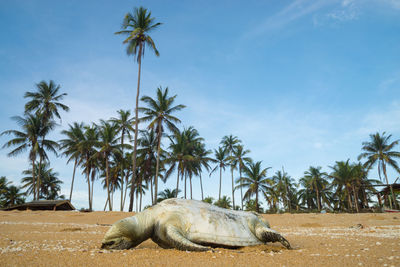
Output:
top-left (0, 210), bottom-right (399, 266)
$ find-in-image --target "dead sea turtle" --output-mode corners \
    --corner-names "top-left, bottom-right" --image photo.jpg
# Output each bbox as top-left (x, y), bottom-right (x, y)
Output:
top-left (101, 198), bottom-right (291, 251)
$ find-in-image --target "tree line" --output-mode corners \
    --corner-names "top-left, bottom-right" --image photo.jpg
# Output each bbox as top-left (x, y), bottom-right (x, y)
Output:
top-left (1, 6), bottom-right (399, 212)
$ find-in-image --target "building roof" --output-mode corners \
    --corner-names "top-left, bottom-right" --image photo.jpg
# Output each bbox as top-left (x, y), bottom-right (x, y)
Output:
top-left (1, 200), bottom-right (75, 211)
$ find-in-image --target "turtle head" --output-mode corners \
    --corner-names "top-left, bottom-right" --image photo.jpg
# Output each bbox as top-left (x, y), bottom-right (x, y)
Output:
top-left (101, 220), bottom-right (136, 250)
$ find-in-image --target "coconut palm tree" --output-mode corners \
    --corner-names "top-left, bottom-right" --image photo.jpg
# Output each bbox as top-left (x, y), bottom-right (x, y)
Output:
top-left (115, 6), bottom-right (162, 212)
top-left (214, 195), bottom-right (232, 209)
top-left (110, 110), bottom-right (134, 211)
top-left (236, 161), bottom-right (271, 213)
top-left (157, 188), bottom-right (181, 202)
top-left (302, 166), bottom-right (329, 211)
top-left (96, 121), bottom-right (121, 211)
top-left (272, 169), bottom-right (297, 212)
top-left (193, 142), bottom-right (213, 200)
top-left (139, 87), bottom-right (185, 204)
top-left (21, 162), bottom-right (63, 200)
top-left (329, 160), bottom-right (355, 211)
top-left (358, 132), bottom-right (400, 209)
top-left (210, 147), bottom-right (228, 201)
top-left (221, 135), bottom-right (241, 209)
top-left (2, 186), bottom-right (25, 207)
top-left (137, 129), bottom-right (157, 206)
top-left (59, 122), bottom-right (85, 201)
top-left (2, 114), bottom-right (57, 200)
top-left (229, 145), bottom-right (251, 210)
top-left (24, 80), bottom-right (68, 198)
top-left (79, 125), bottom-right (99, 210)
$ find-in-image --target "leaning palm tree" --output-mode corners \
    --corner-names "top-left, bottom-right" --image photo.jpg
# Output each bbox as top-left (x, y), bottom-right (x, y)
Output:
top-left (221, 135), bottom-right (241, 209)
top-left (210, 147), bottom-right (229, 201)
top-left (110, 110), bottom-right (134, 211)
top-left (59, 122), bottom-right (85, 201)
top-left (358, 132), bottom-right (400, 209)
top-left (139, 87), bottom-right (185, 204)
top-left (229, 145), bottom-right (251, 210)
top-left (115, 6), bottom-right (162, 212)
top-left (236, 161), bottom-right (271, 213)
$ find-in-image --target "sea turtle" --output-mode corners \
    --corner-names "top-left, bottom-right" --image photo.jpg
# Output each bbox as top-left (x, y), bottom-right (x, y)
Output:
top-left (101, 198), bottom-right (291, 251)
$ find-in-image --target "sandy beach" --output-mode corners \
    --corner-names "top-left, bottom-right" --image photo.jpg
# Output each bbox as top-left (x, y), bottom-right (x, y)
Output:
top-left (0, 210), bottom-right (399, 266)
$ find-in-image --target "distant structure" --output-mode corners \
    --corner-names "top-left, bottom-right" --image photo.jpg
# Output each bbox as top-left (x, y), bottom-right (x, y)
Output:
top-left (1, 200), bottom-right (75, 211)
top-left (376, 183), bottom-right (400, 210)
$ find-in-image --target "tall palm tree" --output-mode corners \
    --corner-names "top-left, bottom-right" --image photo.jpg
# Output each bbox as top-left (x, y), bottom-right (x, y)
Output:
top-left (229, 145), bottom-right (251, 210)
top-left (358, 132), bottom-right (400, 209)
top-left (236, 161), bottom-right (271, 213)
top-left (59, 122), bottom-right (85, 201)
top-left (302, 166), bottom-right (329, 211)
top-left (24, 80), bottom-right (68, 199)
top-left (24, 80), bottom-right (69, 122)
top-left (115, 6), bottom-right (162, 212)
top-left (2, 114), bottom-right (57, 200)
top-left (221, 135), bottom-right (241, 209)
top-left (79, 125), bottom-right (99, 210)
top-left (110, 110), bottom-right (134, 211)
top-left (210, 147), bottom-right (228, 201)
top-left (139, 87), bottom-right (185, 204)
top-left (97, 121), bottom-right (121, 211)
top-left (137, 129), bottom-right (157, 207)
top-left (193, 142), bottom-right (213, 200)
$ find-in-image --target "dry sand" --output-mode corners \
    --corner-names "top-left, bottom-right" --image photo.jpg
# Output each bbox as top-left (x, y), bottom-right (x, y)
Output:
top-left (0, 210), bottom-right (399, 266)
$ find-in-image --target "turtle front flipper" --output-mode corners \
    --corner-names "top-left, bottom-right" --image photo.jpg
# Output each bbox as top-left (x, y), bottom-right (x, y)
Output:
top-left (253, 222), bottom-right (292, 249)
top-left (163, 225), bottom-right (210, 252)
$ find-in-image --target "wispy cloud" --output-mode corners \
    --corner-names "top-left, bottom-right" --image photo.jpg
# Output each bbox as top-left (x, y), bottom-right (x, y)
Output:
top-left (244, 0), bottom-right (336, 39)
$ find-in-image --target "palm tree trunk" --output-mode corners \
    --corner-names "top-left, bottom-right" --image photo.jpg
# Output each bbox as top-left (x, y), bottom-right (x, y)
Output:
top-left (255, 185), bottom-right (259, 213)
top-left (239, 167), bottom-right (243, 210)
top-left (154, 122), bottom-right (162, 205)
top-left (184, 172), bottom-right (187, 199)
top-left (175, 167), bottom-right (180, 198)
top-left (199, 173), bottom-right (204, 200)
top-left (123, 174), bottom-right (129, 211)
top-left (346, 187), bottom-right (353, 211)
top-left (129, 43), bottom-right (143, 212)
top-left (382, 163), bottom-right (394, 209)
top-left (31, 158), bottom-right (36, 200)
top-left (150, 176), bottom-right (153, 203)
top-left (69, 158), bottom-right (78, 202)
top-left (86, 164), bottom-right (91, 211)
top-left (231, 167), bottom-right (235, 209)
top-left (190, 176), bottom-right (193, 199)
top-left (105, 157), bottom-right (112, 211)
top-left (120, 131), bottom-right (125, 211)
top-left (37, 154), bottom-right (43, 200)
top-left (219, 167), bottom-right (222, 200)
top-left (352, 184), bottom-right (359, 212)
top-left (315, 184), bottom-right (321, 211)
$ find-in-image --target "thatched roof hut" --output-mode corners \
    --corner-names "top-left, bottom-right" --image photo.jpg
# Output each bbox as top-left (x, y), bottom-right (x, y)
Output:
top-left (1, 200), bottom-right (75, 211)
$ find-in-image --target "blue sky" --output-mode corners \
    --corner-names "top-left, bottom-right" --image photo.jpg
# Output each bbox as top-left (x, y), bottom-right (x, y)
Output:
top-left (1, 0), bottom-right (400, 210)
